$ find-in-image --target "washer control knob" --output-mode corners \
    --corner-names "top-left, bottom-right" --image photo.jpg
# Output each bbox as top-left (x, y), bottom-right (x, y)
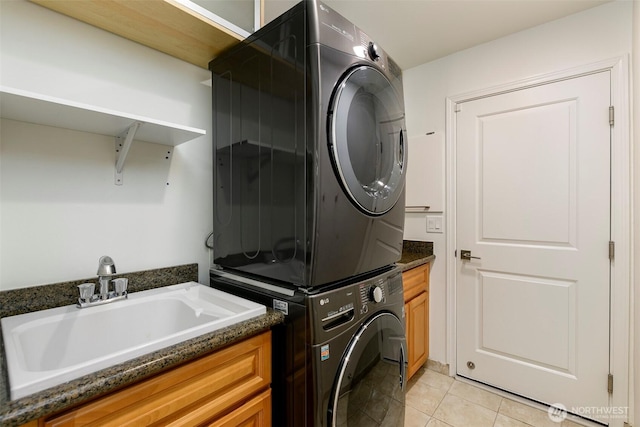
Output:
top-left (369, 286), bottom-right (383, 303)
top-left (368, 42), bottom-right (380, 61)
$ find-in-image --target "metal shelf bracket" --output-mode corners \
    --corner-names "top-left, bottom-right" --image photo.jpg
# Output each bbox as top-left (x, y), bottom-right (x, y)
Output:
top-left (114, 121), bottom-right (143, 185)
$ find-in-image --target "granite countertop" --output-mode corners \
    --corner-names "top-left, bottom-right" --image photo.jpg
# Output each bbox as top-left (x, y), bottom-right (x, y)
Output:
top-left (0, 264), bottom-right (284, 427)
top-left (0, 248), bottom-right (434, 425)
top-left (398, 254), bottom-right (435, 271)
top-left (397, 240), bottom-right (435, 271)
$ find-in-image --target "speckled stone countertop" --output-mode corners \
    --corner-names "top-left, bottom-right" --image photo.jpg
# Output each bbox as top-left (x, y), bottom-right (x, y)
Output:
top-left (0, 264), bottom-right (284, 427)
top-left (397, 240), bottom-right (435, 271)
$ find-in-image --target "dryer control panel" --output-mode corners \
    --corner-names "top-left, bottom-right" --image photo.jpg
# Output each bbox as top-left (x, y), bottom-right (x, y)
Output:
top-left (312, 0), bottom-right (401, 80)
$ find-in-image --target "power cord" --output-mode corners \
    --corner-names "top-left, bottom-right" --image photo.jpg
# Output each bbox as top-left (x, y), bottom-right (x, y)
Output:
top-left (205, 231), bottom-right (214, 249)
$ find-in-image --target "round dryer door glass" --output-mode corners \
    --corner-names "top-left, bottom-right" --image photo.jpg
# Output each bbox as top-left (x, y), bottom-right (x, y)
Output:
top-left (330, 66), bottom-right (407, 215)
top-left (329, 312), bottom-right (406, 426)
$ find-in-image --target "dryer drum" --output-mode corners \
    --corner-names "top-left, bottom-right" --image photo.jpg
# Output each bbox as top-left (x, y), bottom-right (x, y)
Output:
top-left (329, 65), bottom-right (407, 215)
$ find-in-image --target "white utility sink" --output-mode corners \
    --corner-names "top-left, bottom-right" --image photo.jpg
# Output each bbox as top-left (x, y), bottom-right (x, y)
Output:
top-left (1, 282), bottom-right (265, 399)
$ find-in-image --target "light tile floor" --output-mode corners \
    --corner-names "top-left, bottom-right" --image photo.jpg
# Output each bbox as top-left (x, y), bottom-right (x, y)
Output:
top-left (406, 367), bottom-right (586, 427)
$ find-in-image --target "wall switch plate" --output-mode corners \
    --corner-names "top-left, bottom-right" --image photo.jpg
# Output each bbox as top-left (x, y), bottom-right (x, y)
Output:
top-left (427, 215), bottom-right (444, 233)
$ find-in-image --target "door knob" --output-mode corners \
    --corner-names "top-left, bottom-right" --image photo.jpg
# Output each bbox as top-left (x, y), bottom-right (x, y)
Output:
top-left (460, 250), bottom-right (481, 261)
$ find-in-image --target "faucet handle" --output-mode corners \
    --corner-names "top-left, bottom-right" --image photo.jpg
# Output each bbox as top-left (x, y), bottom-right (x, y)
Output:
top-left (77, 283), bottom-right (96, 303)
top-left (112, 278), bottom-right (128, 296)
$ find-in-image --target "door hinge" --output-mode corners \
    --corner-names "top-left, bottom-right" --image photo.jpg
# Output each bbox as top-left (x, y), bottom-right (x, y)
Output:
top-left (609, 106), bottom-right (614, 126)
top-left (454, 249), bottom-right (458, 258)
top-left (609, 241), bottom-right (615, 260)
top-left (454, 104), bottom-right (461, 113)
top-left (608, 373), bottom-right (613, 393)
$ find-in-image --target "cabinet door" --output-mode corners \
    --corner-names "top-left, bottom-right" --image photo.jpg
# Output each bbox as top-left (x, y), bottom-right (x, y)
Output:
top-left (184, 0), bottom-right (261, 36)
top-left (406, 291), bottom-right (429, 379)
top-left (403, 263), bottom-right (429, 302)
top-left (208, 389), bottom-right (271, 427)
top-left (44, 332), bottom-right (271, 426)
top-left (405, 133), bottom-right (444, 211)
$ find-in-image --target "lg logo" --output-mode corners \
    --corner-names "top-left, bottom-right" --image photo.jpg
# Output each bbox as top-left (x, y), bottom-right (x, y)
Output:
top-left (319, 298), bottom-right (329, 305)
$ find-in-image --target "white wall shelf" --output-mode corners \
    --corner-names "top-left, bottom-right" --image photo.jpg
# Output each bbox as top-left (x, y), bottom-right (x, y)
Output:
top-left (0, 86), bottom-right (206, 185)
top-left (0, 86), bottom-right (206, 146)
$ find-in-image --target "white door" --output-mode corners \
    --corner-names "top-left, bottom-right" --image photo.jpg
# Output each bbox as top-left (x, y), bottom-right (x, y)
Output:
top-left (456, 71), bottom-right (611, 421)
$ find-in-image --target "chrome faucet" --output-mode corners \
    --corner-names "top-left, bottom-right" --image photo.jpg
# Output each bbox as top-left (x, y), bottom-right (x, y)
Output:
top-left (76, 256), bottom-right (128, 308)
top-left (97, 256), bottom-right (116, 300)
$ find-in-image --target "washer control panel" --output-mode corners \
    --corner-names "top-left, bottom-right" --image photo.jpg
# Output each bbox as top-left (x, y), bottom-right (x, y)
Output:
top-left (312, 286), bottom-right (358, 333)
top-left (370, 285), bottom-right (383, 303)
top-left (359, 278), bottom-right (386, 314)
top-left (319, 298), bottom-right (355, 324)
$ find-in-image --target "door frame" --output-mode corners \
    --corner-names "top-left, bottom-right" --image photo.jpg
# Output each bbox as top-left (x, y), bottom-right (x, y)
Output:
top-left (444, 56), bottom-right (631, 426)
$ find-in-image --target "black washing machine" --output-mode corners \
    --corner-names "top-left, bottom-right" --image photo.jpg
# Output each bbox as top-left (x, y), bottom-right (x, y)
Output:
top-left (209, 266), bottom-right (406, 427)
top-left (209, 0), bottom-right (408, 288)
top-left (307, 266), bottom-right (407, 426)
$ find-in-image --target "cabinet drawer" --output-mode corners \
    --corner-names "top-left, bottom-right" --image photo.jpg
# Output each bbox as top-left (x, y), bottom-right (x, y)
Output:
top-left (402, 263), bottom-right (429, 302)
top-left (45, 332), bottom-right (271, 427)
top-left (208, 389), bottom-right (271, 427)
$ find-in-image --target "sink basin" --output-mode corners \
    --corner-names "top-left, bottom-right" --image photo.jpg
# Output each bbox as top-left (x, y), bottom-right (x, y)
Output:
top-left (1, 282), bottom-right (266, 399)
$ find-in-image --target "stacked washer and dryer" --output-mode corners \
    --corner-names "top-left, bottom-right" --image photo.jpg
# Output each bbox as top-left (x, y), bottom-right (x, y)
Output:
top-left (208, 1), bottom-right (408, 425)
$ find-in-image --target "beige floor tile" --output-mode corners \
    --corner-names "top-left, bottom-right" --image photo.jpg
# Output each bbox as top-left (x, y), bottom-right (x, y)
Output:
top-left (432, 394), bottom-right (497, 427)
top-left (406, 381), bottom-right (448, 415)
top-left (562, 420), bottom-right (590, 427)
top-left (494, 413), bottom-right (533, 427)
top-left (412, 366), bottom-right (429, 379)
top-left (416, 369), bottom-right (455, 392)
top-left (426, 360), bottom-right (450, 375)
top-left (380, 398), bottom-right (404, 427)
top-left (404, 405), bottom-right (431, 427)
top-left (448, 380), bottom-right (502, 411)
top-left (499, 399), bottom-right (558, 427)
top-left (406, 370), bottom-right (585, 427)
top-left (426, 418), bottom-right (454, 427)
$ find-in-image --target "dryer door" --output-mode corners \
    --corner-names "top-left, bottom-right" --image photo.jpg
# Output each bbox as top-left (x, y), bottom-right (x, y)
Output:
top-left (328, 312), bottom-right (406, 426)
top-left (329, 66), bottom-right (407, 215)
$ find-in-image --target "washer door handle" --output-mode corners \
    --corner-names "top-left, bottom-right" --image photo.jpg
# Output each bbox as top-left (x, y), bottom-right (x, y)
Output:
top-left (399, 343), bottom-right (407, 391)
top-left (399, 129), bottom-right (405, 170)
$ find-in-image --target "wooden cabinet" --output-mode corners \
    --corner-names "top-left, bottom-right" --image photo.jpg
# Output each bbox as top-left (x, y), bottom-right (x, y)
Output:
top-left (405, 133), bottom-right (444, 212)
top-left (41, 331), bottom-right (271, 427)
top-left (28, 0), bottom-right (255, 69)
top-left (403, 263), bottom-right (430, 379)
top-left (209, 389), bottom-right (271, 427)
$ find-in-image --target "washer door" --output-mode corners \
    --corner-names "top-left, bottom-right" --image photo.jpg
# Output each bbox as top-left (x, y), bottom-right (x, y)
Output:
top-left (329, 66), bottom-right (407, 215)
top-left (328, 312), bottom-right (407, 426)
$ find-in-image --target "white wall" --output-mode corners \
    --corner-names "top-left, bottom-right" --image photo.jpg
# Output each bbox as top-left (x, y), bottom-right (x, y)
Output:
top-left (402, 0), bottom-right (633, 374)
top-left (0, 0), bottom-right (213, 289)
